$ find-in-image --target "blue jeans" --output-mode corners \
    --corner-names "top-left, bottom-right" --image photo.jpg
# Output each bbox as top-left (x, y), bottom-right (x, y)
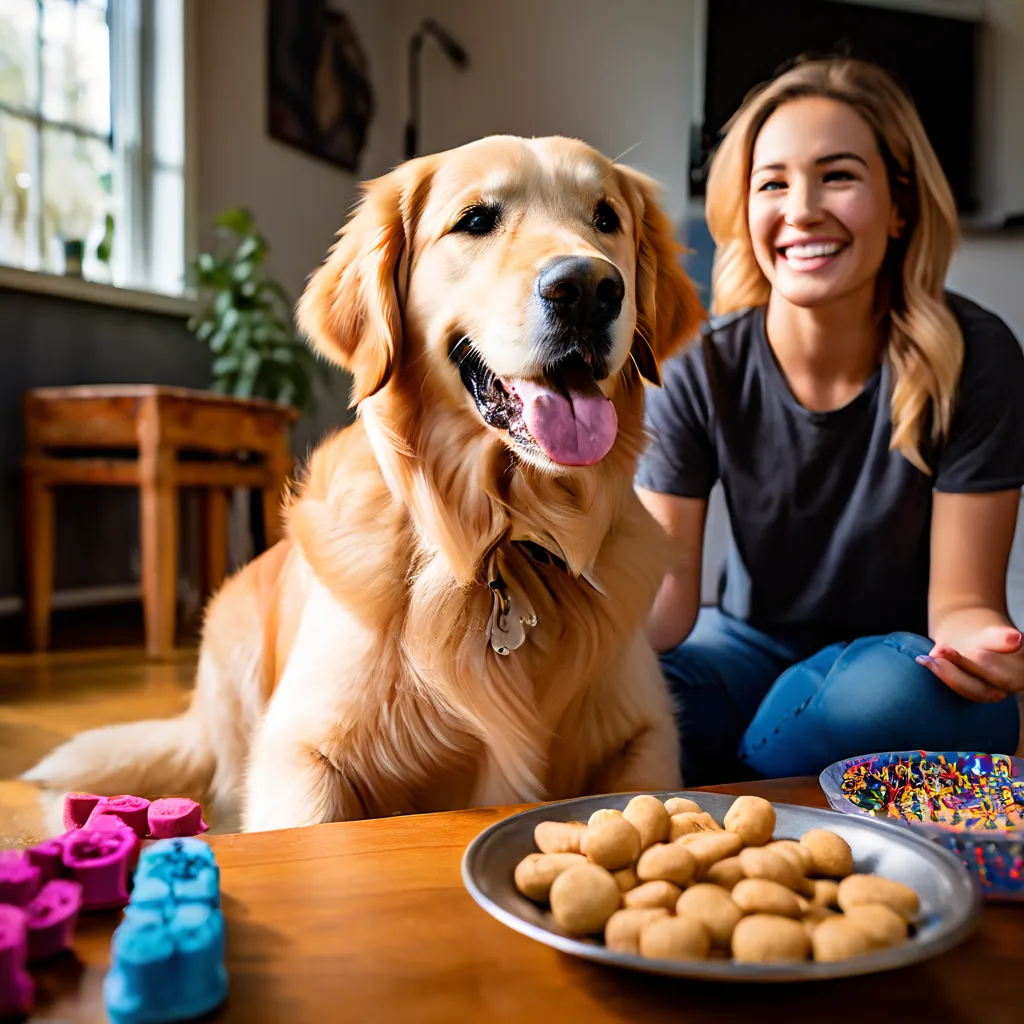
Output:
top-left (659, 608), bottom-right (1021, 785)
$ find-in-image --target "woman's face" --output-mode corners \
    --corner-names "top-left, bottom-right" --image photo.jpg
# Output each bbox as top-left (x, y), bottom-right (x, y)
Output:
top-left (747, 96), bottom-right (901, 310)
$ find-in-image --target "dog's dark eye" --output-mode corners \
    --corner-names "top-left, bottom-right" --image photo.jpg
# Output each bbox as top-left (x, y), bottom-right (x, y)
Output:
top-left (594, 200), bottom-right (620, 234)
top-left (452, 205), bottom-right (500, 236)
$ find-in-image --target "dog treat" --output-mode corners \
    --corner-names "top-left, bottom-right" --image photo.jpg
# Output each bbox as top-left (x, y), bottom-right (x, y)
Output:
top-left (704, 855), bottom-right (745, 890)
top-left (0, 851), bottom-right (42, 907)
top-left (802, 905), bottom-right (839, 938)
top-left (24, 880), bottom-right (83, 961)
top-left (811, 915), bottom-right (878, 963)
top-left (663, 797), bottom-right (703, 817)
top-left (534, 821), bottom-right (587, 855)
top-left (837, 874), bottom-right (920, 920)
top-left (581, 815), bottom-right (642, 870)
top-left (604, 907), bottom-right (669, 955)
top-left (675, 884), bottom-right (743, 949)
top-left (731, 878), bottom-right (803, 918)
top-left (842, 904), bottom-right (909, 948)
top-left (147, 798), bottom-right (210, 840)
top-left (669, 811), bottom-right (721, 841)
top-left (514, 852), bottom-right (586, 903)
top-left (87, 814), bottom-right (143, 872)
top-left (737, 846), bottom-right (802, 890)
top-left (612, 866), bottom-right (639, 893)
top-left (638, 915), bottom-right (710, 961)
top-left (732, 914), bottom-right (810, 963)
top-left (623, 880), bottom-right (683, 911)
top-left (26, 838), bottom-right (66, 885)
top-left (85, 795), bottom-right (152, 840)
top-left (766, 839), bottom-right (815, 876)
top-left (636, 842), bottom-right (698, 887)
top-left (0, 906), bottom-right (34, 1019)
top-left (622, 795), bottom-right (671, 849)
top-left (509, 792), bottom-right (924, 968)
top-left (684, 831), bottom-right (744, 875)
top-left (105, 843), bottom-right (227, 1024)
top-left (723, 795), bottom-right (776, 847)
top-left (63, 792), bottom-right (102, 831)
top-left (62, 827), bottom-right (138, 911)
top-left (133, 839), bottom-right (220, 909)
top-left (800, 829), bottom-right (854, 879)
top-left (549, 864), bottom-right (621, 937)
top-left (810, 878), bottom-right (840, 909)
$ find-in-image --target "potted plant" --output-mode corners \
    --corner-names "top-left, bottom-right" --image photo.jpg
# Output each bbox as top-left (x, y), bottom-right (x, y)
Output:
top-left (187, 208), bottom-right (330, 566)
top-left (187, 207), bottom-right (327, 412)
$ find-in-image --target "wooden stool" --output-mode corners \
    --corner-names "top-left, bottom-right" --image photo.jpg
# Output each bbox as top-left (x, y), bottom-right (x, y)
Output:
top-left (22, 385), bottom-right (298, 659)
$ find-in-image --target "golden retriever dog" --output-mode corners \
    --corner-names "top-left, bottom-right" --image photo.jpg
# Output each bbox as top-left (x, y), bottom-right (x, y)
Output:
top-left (26, 136), bottom-right (703, 832)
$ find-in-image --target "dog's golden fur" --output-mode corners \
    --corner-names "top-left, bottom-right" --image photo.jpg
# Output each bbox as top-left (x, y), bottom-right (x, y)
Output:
top-left (26, 136), bottom-right (703, 831)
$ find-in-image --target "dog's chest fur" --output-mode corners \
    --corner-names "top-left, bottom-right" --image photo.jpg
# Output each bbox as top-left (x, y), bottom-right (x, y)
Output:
top-left (287, 421), bottom-right (667, 813)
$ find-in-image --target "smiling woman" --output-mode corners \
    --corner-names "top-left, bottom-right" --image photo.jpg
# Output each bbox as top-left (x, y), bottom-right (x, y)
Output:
top-left (636, 57), bottom-right (1024, 786)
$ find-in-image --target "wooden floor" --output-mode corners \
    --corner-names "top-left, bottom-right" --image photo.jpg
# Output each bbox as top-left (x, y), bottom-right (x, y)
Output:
top-left (0, 645), bottom-right (196, 847)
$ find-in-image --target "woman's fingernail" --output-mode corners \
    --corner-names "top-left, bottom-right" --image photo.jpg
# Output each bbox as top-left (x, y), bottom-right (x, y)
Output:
top-left (916, 655), bottom-right (933, 666)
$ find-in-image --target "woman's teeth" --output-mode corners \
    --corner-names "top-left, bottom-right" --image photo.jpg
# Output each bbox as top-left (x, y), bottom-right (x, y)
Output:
top-left (782, 241), bottom-right (845, 259)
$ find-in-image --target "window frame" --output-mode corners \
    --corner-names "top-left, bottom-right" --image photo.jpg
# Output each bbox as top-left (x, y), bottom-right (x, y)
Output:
top-left (0, 0), bottom-right (197, 314)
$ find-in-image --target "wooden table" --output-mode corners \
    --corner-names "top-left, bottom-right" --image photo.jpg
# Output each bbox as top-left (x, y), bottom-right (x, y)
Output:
top-left (22, 385), bottom-right (297, 658)
top-left (24, 778), bottom-right (1023, 1023)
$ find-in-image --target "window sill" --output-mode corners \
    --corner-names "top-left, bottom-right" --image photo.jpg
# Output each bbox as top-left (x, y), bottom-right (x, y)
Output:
top-left (0, 264), bottom-right (200, 318)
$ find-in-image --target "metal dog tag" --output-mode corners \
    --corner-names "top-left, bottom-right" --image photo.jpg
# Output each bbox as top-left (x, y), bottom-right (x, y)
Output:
top-left (487, 578), bottom-right (527, 656)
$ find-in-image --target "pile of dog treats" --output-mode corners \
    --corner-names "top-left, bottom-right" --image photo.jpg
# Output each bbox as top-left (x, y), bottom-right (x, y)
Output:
top-left (514, 794), bottom-right (920, 964)
top-left (0, 792), bottom-right (223, 1022)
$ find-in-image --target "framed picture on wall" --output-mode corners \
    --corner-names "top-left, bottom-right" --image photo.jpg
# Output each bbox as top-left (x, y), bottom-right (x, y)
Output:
top-left (267, 0), bottom-right (374, 173)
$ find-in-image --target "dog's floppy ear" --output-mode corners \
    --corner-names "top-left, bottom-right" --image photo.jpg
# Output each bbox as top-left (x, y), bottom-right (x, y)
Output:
top-left (298, 161), bottom-right (431, 405)
top-left (615, 166), bottom-right (704, 386)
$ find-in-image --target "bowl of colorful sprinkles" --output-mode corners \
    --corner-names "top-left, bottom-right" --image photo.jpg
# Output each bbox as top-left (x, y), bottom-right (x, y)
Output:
top-left (819, 751), bottom-right (1024, 902)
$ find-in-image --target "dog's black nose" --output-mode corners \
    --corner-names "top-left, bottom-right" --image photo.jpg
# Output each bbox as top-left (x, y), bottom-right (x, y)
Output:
top-left (537, 256), bottom-right (625, 330)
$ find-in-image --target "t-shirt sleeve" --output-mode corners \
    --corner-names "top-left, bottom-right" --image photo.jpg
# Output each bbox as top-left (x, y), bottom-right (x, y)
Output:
top-left (935, 303), bottom-right (1024, 493)
top-left (634, 341), bottom-right (718, 498)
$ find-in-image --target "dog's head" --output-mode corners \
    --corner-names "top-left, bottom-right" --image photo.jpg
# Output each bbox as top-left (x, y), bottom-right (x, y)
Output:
top-left (299, 135), bottom-right (702, 471)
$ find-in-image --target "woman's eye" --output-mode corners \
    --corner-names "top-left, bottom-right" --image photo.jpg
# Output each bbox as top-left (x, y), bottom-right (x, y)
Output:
top-left (824, 170), bottom-right (856, 183)
top-left (758, 180), bottom-right (786, 192)
top-left (594, 200), bottom-right (620, 233)
top-left (452, 205), bottom-right (500, 235)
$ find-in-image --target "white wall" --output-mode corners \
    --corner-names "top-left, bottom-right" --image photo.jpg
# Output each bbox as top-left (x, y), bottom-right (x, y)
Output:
top-left (194, 0), bottom-right (402, 441)
top-left (384, 0), bottom-right (698, 224)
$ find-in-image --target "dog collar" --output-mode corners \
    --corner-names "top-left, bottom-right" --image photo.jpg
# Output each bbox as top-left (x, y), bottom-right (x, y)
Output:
top-left (484, 540), bottom-right (605, 656)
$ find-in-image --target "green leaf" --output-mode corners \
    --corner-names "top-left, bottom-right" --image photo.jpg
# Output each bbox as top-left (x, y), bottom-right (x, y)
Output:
top-left (232, 261), bottom-right (255, 283)
top-left (209, 330), bottom-right (230, 353)
top-left (220, 306), bottom-right (240, 333)
top-left (212, 354), bottom-right (240, 375)
top-left (271, 346), bottom-right (295, 364)
top-left (241, 349), bottom-right (261, 377)
top-left (195, 319), bottom-right (215, 343)
top-left (214, 207), bottom-right (255, 236)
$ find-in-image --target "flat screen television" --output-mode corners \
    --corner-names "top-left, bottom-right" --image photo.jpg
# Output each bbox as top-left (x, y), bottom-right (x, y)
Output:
top-left (692, 0), bottom-right (981, 212)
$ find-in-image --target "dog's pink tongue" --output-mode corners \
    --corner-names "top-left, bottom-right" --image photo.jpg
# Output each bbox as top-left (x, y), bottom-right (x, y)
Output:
top-left (510, 367), bottom-right (618, 466)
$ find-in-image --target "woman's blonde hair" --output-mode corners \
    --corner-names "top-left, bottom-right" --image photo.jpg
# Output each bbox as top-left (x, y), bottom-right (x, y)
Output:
top-left (705, 57), bottom-right (962, 472)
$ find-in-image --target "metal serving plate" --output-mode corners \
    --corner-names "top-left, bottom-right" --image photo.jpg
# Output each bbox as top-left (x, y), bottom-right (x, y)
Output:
top-left (461, 790), bottom-right (981, 983)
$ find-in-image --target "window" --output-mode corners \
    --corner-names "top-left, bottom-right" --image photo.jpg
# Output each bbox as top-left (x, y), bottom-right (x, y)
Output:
top-left (0, 0), bottom-right (187, 297)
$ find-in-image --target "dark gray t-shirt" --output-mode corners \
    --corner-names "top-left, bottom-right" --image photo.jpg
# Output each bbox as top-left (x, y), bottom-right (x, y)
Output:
top-left (636, 293), bottom-right (1024, 651)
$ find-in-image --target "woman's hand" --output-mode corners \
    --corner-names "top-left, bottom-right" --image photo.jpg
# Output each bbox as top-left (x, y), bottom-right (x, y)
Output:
top-left (917, 624), bottom-right (1024, 702)
top-left (926, 489), bottom-right (1022, 703)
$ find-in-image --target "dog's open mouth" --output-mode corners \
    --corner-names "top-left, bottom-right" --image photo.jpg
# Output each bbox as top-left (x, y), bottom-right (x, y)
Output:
top-left (450, 339), bottom-right (618, 466)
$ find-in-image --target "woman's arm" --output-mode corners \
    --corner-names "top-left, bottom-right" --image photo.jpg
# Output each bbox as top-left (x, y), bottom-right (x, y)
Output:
top-left (636, 488), bottom-right (707, 653)
top-left (923, 489), bottom-right (1024, 701)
